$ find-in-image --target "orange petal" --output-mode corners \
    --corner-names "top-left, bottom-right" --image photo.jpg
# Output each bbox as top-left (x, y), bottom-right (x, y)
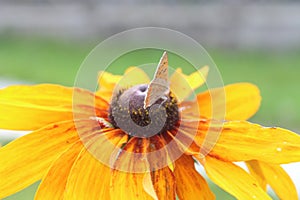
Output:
top-left (82, 128), bottom-right (128, 169)
top-left (109, 136), bottom-right (174, 200)
top-left (148, 136), bottom-right (176, 200)
top-left (148, 135), bottom-right (170, 169)
top-left (245, 160), bottom-right (268, 190)
top-left (203, 156), bottom-right (271, 200)
top-left (170, 66), bottom-right (209, 102)
top-left (174, 154), bottom-right (215, 200)
top-left (148, 134), bottom-right (176, 171)
top-left (111, 137), bottom-right (149, 172)
top-left (164, 129), bottom-right (200, 156)
top-left (35, 141), bottom-right (84, 200)
top-left (72, 87), bottom-right (109, 117)
top-left (0, 84), bottom-right (108, 130)
top-left (259, 161), bottom-right (298, 200)
top-left (108, 137), bottom-right (154, 199)
top-left (0, 120), bottom-right (80, 199)
top-left (151, 166), bottom-right (176, 200)
top-left (181, 83), bottom-right (261, 120)
top-left (207, 121), bottom-right (300, 164)
top-left (97, 67), bottom-right (150, 102)
top-left (95, 90), bottom-right (115, 104)
top-left (64, 147), bottom-right (112, 200)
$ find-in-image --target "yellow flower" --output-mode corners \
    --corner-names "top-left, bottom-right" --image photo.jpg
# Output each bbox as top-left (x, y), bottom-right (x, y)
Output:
top-left (0, 63), bottom-right (300, 199)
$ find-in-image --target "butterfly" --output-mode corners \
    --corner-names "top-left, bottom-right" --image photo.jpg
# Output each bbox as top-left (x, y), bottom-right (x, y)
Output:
top-left (144, 51), bottom-right (170, 109)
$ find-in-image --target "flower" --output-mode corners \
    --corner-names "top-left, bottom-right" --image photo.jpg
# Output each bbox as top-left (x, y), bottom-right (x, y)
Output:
top-left (0, 57), bottom-right (300, 199)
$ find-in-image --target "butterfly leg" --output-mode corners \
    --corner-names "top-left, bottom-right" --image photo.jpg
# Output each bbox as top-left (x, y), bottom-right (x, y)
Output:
top-left (158, 96), bottom-right (168, 108)
top-left (89, 116), bottom-right (113, 128)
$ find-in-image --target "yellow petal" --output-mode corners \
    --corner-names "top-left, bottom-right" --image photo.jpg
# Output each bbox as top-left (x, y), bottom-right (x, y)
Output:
top-left (170, 66), bottom-right (209, 102)
top-left (186, 66), bottom-right (209, 89)
top-left (98, 71), bottom-right (122, 90)
top-left (64, 128), bottom-right (127, 199)
top-left (259, 161), bottom-right (298, 200)
top-left (246, 160), bottom-right (298, 199)
top-left (223, 83), bottom-right (260, 120)
top-left (0, 84), bottom-right (72, 130)
top-left (142, 173), bottom-right (159, 200)
top-left (97, 67), bottom-right (150, 102)
top-left (35, 141), bottom-right (83, 200)
top-left (98, 67), bottom-right (149, 89)
top-left (245, 160), bottom-right (268, 190)
top-left (207, 121), bottom-right (300, 164)
top-left (203, 156), bottom-right (271, 200)
top-left (64, 147), bottom-right (112, 200)
top-left (225, 83), bottom-right (261, 120)
top-left (174, 154), bottom-right (215, 200)
top-left (180, 83), bottom-right (261, 120)
top-left (0, 120), bottom-right (80, 199)
top-left (110, 170), bottom-right (154, 200)
top-left (0, 84), bottom-right (108, 130)
top-left (118, 67), bottom-right (150, 88)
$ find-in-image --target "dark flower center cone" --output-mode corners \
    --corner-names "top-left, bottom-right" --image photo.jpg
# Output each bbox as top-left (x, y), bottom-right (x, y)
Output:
top-left (109, 84), bottom-right (179, 138)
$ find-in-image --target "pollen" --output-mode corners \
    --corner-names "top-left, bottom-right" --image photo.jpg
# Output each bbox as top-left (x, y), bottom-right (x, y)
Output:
top-left (108, 84), bottom-right (179, 138)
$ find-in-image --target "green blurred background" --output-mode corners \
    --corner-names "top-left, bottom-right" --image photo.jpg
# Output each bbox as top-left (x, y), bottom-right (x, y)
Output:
top-left (0, 1), bottom-right (300, 200)
top-left (1, 36), bottom-right (299, 131)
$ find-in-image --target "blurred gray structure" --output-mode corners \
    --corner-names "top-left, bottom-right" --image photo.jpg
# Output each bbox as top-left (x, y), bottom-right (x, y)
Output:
top-left (0, 1), bottom-right (300, 49)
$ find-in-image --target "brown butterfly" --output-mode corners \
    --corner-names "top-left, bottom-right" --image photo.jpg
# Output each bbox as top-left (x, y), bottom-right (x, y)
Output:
top-left (144, 51), bottom-right (170, 108)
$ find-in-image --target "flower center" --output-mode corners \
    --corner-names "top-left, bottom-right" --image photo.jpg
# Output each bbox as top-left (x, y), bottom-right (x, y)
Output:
top-left (109, 84), bottom-right (179, 138)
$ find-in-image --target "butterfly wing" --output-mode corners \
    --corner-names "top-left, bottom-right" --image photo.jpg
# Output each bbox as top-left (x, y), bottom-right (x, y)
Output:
top-left (144, 51), bottom-right (169, 108)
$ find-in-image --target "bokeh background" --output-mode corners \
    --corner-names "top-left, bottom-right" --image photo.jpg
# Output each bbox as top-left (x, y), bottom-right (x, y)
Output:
top-left (0, 1), bottom-right (299, 199)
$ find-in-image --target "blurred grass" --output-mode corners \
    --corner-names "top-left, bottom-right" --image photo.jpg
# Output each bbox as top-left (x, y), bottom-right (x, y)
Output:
top-left (1, 35), bottom-right (299, 130)
top-left (0, 35), bottom-right (298, 199)
top-left (0, 36), bottom-right (90, 86)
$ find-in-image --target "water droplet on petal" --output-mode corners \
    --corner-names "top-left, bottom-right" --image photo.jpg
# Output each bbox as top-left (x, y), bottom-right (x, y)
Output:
top-left (276, 147), bottom-right (282, 152)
